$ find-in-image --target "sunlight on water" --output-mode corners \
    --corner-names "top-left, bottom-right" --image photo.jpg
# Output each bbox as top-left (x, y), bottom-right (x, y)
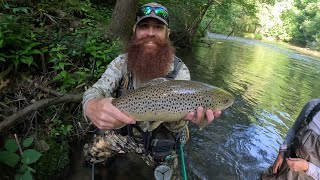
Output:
top-left (178, 35), bottom-right (320, 179)
top-left (71, 35), bottom-right (320, 180)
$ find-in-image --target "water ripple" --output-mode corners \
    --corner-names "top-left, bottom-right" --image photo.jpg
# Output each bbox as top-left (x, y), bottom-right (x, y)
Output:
top-left (178, 36), bottom-right (320, 179)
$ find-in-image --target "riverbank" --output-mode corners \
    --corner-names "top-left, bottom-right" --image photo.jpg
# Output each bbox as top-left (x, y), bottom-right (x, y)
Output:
top-left (206, 33), bottom-right (320, 60)
top-left (284, 45), bottom-right (320, 60)
top-left (261, 36), bottom-right (320, 60)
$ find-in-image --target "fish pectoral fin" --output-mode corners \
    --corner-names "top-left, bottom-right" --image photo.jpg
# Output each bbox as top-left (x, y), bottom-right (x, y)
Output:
top-left (139, 121), bottom-right (163, 132)
top-left (147, 121), bottom-right (164, 132)
top-left (198, 119), bottom-right (208, 130)
top-left (139, 122), bottom-right (151, 132)
top-left (140, 78), bottom-right (168, 88)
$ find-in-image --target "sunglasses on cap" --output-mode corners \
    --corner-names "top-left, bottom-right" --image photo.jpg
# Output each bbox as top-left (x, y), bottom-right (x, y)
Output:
top-left (137, 6), bottom-right (169, 21)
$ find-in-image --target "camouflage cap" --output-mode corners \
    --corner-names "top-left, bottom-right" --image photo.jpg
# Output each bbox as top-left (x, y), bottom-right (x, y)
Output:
top-left (136, 2), bottom-right (169, 27)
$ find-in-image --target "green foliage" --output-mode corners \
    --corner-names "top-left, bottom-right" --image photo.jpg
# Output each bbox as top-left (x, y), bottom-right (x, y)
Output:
top-left (294, 0), bottom-right (320, 50)
top-left (184, 0), bottom-right (265, 43)
top-left (0, 9), bottom-right (42, 72)
top-left (0, 2), bottom-right (120, 177)
top-left (21, 149), bottom-right (42, 165)
top-left (0, 137), bottom-right (42, 180)
top-left (280, 9), bottom-right (298, 41)
top-left (191, 0), bottom-right (320, 51)
top-left (24, 108), bottom-right (74, 177)
top-left (5, 139), bottom-right (19, 153)
top-left (279, 0), bottom-right (320, 49)
top-left (22, 138), bottom-right (34, 148)
top-left (254, 33), bottom-right (263, 40)
top-left (48, 44), bottom-right (77, 91)
top-left (41, 1), bottom-right (122, 91)
top-left (0, 151), bottom-right (20, 167)
top-left (27, 107), bottom-right (74, 176)
top-left (139, 0), bottom-right (221, 46)
top-left (0, 0), bottom-right (121, 89)
top-left (49, 118), bottom-right (73, 138)
top-left (34, 139), bottom-right (70, 177)
top-left (45, 25), bottom-right (122, 91)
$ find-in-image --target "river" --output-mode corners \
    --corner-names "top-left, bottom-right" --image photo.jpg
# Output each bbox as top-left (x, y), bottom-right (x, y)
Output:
top-left (70, 34), bottom-right (320, 180)
top-left (176, 33), bottom-right (320, 179)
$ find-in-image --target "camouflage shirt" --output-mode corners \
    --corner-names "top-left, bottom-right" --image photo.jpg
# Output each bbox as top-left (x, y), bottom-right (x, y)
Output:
top-left (83, 53), bottom-right (191, 132)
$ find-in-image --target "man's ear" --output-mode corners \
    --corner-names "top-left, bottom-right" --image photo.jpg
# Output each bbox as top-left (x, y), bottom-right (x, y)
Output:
top-left (167, 28), bottom-right (170, 37)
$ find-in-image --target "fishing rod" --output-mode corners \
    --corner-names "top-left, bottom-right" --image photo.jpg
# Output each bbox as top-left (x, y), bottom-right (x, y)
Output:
top-left (179, 144), bottom-right (187, 180)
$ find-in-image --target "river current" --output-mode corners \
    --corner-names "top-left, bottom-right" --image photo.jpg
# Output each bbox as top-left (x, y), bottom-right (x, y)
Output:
top-left (70, 34), bottom-right (320, 180)
top-left (177, 33), bottom-right (320, 179)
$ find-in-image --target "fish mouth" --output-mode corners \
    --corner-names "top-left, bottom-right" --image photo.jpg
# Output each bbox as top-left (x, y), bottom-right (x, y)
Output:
top-left (221, 95), bottom-right (235, 110)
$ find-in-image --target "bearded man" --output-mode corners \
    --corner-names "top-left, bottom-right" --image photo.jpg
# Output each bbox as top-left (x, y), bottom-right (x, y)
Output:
top-left (83, 2), bottom-right (222, 179)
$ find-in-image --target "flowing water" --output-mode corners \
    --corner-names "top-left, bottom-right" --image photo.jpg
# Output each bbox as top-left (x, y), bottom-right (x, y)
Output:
top-left (176, 33), bottom-right (320, 179)
top-left (70, 34), bottom-right (320, 180)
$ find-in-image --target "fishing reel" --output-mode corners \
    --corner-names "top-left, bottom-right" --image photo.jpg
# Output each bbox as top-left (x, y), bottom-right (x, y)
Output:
top-left (154, 164), bottom-right (172, 180)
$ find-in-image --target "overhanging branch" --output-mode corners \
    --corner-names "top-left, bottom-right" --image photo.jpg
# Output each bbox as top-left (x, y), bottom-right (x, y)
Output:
top-left (0, 93), bottom-right (84, 132)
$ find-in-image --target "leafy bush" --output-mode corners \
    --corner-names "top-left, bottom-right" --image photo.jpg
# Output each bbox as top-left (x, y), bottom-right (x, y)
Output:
top-left (0, 137), bottom-right (42, 180)
top-left (0, 0), bottom-right (122, 178)
top-left (0, 0), bottom-right (122, 90)
top-left (0, 8), bottom-right (42, 72)
top-left (34, 139), bottom-right (70, 177)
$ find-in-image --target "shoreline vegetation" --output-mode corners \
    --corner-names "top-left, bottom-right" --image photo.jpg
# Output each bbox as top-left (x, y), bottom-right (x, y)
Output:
top-left (205, 33), bottom-right (320, 60)
top-left (285, 45), bottom-right (320, 60)
top-left (263, 40), bottom-right (320, 60)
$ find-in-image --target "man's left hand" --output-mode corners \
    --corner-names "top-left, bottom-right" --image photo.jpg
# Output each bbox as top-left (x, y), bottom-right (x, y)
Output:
top-left (185, 106), bottom-right (221, 125)
top-left (286, 158), bottom-right (309, 172)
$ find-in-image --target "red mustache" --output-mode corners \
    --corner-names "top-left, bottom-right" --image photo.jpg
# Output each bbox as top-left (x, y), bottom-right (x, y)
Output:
top-left (133, 36), bottom-right (164, 47)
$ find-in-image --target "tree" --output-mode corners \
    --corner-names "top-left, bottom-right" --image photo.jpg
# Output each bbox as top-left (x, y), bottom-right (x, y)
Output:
top-left (281, 0), bottom-right (320, 49)
top-left (107, 0), bottom-right (140, 42)
top-left (156, 0), bottom-right (217, 47)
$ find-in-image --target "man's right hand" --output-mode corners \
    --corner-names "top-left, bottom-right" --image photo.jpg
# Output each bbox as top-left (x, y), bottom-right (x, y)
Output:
top-left (273, 151), bottom-right (285, 173)
top-left (85, 98), bottom-right (136, 129)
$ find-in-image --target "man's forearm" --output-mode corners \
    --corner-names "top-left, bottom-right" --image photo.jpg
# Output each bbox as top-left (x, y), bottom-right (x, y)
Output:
top-left (306, 162), bottom-right (320, 179)
top-left (82, 54), bottom-right (126, 118)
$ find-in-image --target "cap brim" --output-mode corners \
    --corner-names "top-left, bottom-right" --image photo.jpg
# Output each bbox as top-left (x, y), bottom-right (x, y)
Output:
top-left (135, 14), bottom-right (168, 26)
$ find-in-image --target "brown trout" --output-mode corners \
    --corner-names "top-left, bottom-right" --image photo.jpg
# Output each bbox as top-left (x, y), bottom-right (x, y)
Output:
top-left (112, 79), bottom-right (234, 131)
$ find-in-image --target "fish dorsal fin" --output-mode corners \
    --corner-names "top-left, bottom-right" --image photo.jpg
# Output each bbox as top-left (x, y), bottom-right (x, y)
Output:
top-left (140, 78), bottom-right (168, 88)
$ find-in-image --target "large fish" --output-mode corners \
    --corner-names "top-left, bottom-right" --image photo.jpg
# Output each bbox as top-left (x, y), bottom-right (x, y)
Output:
top-left (112, 79), bottom-right (234, 131)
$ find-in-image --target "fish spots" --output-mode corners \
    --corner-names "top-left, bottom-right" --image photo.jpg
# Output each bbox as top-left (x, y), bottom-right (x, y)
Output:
top-left (112, 80), bottom-right (234, 120)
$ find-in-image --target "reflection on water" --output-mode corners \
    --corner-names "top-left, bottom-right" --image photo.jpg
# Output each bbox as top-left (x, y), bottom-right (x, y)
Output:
top-left (177, 34), bottom-right (320, 179)
top-left (71, 35), bottom-right (320, 180)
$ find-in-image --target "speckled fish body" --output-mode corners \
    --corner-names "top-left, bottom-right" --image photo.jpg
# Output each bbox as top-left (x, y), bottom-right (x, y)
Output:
top-left (112, 80), bottom-right (234, 128)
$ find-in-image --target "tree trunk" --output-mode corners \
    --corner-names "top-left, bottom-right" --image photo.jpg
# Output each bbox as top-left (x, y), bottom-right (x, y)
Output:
top-left (188, 0), bottom-right (215, 45)
top-left (108, 0), bottom-right (140, 42)
top-left (227, 23), bottom-right (236, 38)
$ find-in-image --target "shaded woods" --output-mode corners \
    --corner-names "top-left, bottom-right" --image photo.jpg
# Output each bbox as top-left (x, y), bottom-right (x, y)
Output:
top-left (0, 0), bottom-right (319, 179)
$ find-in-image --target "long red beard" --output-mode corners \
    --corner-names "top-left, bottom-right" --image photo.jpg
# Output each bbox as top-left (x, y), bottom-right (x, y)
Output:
top-left (126, 36), bottom-right (175, 82)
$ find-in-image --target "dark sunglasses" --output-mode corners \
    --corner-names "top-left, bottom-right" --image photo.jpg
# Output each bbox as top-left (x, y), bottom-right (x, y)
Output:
top-left (137, 6), bottom-right (168, 21)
